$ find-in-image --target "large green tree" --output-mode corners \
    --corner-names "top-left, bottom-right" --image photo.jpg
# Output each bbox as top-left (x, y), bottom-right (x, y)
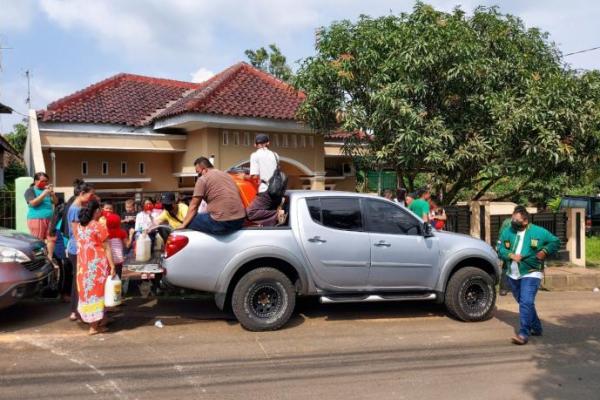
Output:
top-left (245, 44), bottom-right (293, 82)
top-left (5, 122), bottom-right (27, 154)
top-left (293, 3), bottom-right (600, 204)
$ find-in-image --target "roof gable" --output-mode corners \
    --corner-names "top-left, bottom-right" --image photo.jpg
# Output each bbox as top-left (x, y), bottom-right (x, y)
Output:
top-left (37, 74), bottom-right (200, 127)
top-left (37, 63), bottom-right (305, 127)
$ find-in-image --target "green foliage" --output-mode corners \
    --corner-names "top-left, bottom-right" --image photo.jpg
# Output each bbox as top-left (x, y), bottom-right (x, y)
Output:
top-left (293, 2), bottom-right (600, 205)
top-left (245, 44), bottom-right (293, 82)
top-left (586, 237), bottom-right (600, 268)
top-left (3, 160), bottom-right (27, 188)
top-left (4, 123), bottom-right (27, 154)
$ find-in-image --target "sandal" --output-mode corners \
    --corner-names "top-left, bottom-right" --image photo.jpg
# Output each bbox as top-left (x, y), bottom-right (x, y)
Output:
top-left (511, 335), bottom-right (528, 345)
top-left (88, 326), bottom-right (108, 336)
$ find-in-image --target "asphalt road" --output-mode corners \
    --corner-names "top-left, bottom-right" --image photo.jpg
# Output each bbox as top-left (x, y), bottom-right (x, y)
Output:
top-left (1, 291), bottom-right (599, 400)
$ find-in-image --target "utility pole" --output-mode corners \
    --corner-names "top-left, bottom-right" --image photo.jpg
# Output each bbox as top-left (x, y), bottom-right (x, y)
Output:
top-left (25, 70), bottom-right (31, 108)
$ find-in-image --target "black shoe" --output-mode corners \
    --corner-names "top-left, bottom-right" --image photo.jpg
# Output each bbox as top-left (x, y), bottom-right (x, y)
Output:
top-left (530, 330), bottom-right (543, 337)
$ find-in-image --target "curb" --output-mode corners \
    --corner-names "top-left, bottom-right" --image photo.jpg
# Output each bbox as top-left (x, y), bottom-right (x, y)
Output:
top-left (542, 274), bottom-right (600, 291)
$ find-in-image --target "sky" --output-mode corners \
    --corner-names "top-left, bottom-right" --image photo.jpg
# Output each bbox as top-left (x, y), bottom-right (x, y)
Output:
top-left (1, 0), bottom-right (599, 134)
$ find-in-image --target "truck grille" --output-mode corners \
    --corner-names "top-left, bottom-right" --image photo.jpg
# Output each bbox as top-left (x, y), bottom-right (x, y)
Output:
top-left (22, 258), bottom-right (47, 272)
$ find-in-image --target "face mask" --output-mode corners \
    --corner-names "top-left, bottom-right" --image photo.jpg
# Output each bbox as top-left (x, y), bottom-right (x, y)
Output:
top-left (36, 181), bottom-right (48, 189)
top-left (511, 220), bottom-right (523, 231)
top-left (101, 210), bottom-right (111, 218)
top-left (144, 204), bottom-right (154, 212)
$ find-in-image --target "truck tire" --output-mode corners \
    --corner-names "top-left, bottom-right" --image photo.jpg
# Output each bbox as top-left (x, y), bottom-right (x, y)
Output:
top-left (444, 267), bottom-right (496, 322)
top-left (231, 267), bottom-right (296, 331)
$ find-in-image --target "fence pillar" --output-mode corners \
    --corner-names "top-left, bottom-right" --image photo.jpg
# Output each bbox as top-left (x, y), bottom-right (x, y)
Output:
top-left (469, 201), bottom-right (491, 243)
top-left (15, 177), bottom-right (33, 233)
top-left (566, 207), bottom-right (586, 266)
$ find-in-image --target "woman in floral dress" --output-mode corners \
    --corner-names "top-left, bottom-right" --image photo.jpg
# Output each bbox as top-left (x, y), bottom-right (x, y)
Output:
top-left (76, 200), bottom-right (116, 335)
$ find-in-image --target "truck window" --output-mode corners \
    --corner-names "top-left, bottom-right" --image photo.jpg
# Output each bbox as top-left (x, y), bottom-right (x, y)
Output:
top-left (306, 197), bottom-right (363, 231)
top-left (364, 199), bottom-right (421, 235)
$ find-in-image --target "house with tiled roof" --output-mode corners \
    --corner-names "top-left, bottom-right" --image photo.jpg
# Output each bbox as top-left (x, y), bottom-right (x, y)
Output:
top-left (28, 62), bottom-right (356, 199)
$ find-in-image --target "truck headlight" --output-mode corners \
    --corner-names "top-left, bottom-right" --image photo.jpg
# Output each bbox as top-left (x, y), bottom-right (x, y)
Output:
top-left (0, 246), bottom-right (31, 263)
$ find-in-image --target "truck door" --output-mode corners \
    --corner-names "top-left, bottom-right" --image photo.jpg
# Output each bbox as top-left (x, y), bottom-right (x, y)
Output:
top-left (363, 199), bottom-right (439, 289)
top-left (298, 197), bottom-right (370, 290)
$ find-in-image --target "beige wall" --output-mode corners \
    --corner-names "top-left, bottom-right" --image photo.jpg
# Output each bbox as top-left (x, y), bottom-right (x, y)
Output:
top-left (46, 150), bottom-right (178, 191)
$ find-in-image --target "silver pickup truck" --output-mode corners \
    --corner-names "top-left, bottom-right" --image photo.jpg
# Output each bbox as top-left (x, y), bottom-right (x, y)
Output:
top-left (162, 191), bottom-right (500, 331)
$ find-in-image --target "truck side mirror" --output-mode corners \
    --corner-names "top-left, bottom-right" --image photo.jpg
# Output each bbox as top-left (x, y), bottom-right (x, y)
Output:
top-left (423, 222), bottom-right (434, 237)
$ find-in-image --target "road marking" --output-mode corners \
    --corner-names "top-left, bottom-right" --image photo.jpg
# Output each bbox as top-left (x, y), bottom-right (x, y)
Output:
top-left (16, 335), bottom-right (131, 400)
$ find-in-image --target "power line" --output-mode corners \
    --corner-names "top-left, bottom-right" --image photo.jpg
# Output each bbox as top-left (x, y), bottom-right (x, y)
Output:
top-left (564, 46), bottom-right (600, 57)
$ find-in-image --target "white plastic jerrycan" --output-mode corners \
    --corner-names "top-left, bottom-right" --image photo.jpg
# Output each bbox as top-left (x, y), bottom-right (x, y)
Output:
top-left (104, 275), bottom-right (122, 307)
top-left (136, 231), bottom-right (152, 262)
top-left (154, 233), bottom-right (164, 252)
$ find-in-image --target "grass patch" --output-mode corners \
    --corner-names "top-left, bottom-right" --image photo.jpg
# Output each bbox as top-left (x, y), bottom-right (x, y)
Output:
top-left (586, 236), bottom-right (600, 268)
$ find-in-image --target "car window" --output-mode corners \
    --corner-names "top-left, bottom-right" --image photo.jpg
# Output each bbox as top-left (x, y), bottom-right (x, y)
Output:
top-left (364, 199), bottom-right (422, 235)
top-left (306, 197), bottom-right (363, 231)
top-left (569, 199), bottom-right (588, 209)
top-left (593, 201), bottom-right (600, 216)
top-left (306, 198), bottom-right (322, 223)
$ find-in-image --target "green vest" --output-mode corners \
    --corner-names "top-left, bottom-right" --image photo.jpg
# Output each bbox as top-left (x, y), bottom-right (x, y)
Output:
top-left (497, 223), bottom-right (560, 276)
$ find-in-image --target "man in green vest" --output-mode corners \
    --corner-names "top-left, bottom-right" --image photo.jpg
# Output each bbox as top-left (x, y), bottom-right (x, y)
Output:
top-left (497, 207), bottom-right (560, 345)
top-left (408, 188), bottom-right (431, 222)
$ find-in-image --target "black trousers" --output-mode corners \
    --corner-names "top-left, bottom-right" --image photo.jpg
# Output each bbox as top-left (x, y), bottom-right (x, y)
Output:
top-left (68, 253), bottom-right (78, 314)
top-left (246, 192), bottom-right (281, 226)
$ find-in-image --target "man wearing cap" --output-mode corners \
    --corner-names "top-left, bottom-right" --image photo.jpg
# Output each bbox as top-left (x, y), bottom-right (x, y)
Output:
top-left (154, 192), bottom-right (189, 229)
top-left (246, 134), bottom-right (284, 226)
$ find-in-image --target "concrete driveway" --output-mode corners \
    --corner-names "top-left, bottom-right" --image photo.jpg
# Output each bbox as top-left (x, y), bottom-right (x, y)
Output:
top-left (1, 291), bottom-right (599, 400)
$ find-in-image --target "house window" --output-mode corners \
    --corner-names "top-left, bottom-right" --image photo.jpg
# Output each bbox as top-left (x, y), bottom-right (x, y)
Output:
top-left (139, 162), bottom-right (146, 175)
top-left (81, 161), bottom-right (88, 176)
top-left (222, 131), bottom-right (229, 146)
top-left (309, 135), bottom-right (314, 147)
top-left (300, 135), bottom-right (306, 148)
top-left (243, 132), bottom-right (251, 146)
top-left (233, 131), bottom-right (240, 146)
top-left (282, 134), bottom-right (289, 148)
top-left (121, 161), bottom-right (127, 175)
top-left (101, 161), bottom-right (109, 176)
top-left (273, 134), bottom-right (279, 147)
top-left (290, 134), bottom-right (297, 148)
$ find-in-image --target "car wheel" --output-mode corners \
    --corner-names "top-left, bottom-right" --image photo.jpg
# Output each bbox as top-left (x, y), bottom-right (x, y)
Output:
top-left (444, 267), bottom-right (496, 322)
top-left (231, 267), bottom-right (296, 331)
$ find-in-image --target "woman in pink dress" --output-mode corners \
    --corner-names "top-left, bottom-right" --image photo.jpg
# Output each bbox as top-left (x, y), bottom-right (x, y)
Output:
top-left (76, 200), bottom-right (116, 335)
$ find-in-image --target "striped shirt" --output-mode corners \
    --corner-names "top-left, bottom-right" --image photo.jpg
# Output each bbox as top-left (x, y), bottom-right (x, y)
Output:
top-left (109, 238), bottom-right (125, 265)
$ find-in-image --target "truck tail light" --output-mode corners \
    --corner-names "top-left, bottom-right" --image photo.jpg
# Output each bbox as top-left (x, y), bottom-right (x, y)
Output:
top-left (165, 234), bottom-right (188, 258)
top-left (586, 218), bottom-right (592, 228)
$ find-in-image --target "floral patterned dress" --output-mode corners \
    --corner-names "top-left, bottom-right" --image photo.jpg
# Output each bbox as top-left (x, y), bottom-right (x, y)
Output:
top-left (76, 220), bottom-right (110, 323)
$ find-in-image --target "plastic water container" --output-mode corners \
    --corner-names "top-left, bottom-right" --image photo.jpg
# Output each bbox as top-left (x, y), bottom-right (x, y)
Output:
top-left (154, 233), bottom-right (164, 252)
top-left (136, 232), bottom-right (152, 262)
top-left (104, 275), bottom-right (122, 307)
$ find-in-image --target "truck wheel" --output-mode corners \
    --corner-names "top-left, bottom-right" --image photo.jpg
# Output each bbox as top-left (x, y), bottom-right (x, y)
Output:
top-left (231, 267), bottom-right (296, 331)
top-left (444, 267), bottom-right (496, 322)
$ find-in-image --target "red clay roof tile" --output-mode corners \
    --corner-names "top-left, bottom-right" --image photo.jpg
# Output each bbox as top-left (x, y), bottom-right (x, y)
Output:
top-left (37, 63), bottom-right (306, 127)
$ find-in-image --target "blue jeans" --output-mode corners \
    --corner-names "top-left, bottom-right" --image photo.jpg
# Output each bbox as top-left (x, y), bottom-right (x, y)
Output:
top-left (508, 277), bottom-right (543, 339)
top-left (188, 213), bottom-right (245, 235)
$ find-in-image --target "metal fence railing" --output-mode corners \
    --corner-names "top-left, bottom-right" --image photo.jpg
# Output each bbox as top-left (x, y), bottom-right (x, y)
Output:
top-left (444, 205), bottom-right (471, 235)
top-left (490, 212), bottom-right (568, 251)
top-left (0, 190), bottom-right (16, 229)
